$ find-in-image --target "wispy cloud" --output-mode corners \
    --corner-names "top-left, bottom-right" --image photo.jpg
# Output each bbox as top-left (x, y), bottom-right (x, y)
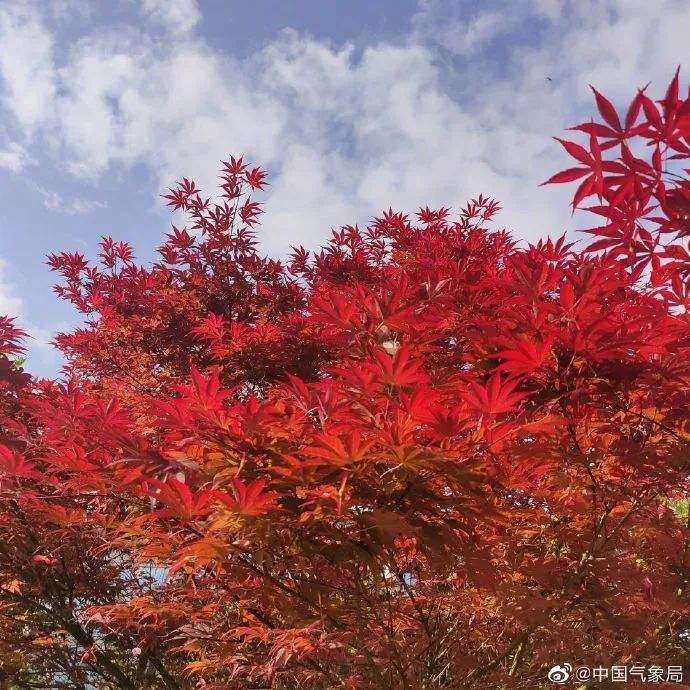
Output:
top-left (139, 0), bottom-right (201, 35)
top-left (412, 0), bottom-right (515, 57)
top-left (38, 186), bottom-right (106, 215)
top-left (0, 141), bottom-right (30, 171)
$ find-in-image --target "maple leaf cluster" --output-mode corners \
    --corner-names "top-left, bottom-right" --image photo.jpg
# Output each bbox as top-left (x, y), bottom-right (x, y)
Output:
top-left (0, 75), bottom-right (690, 689)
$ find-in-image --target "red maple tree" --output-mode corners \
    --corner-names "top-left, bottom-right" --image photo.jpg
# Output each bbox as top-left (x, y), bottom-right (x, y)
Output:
top-left (0, 74), bottom-right (689, 689)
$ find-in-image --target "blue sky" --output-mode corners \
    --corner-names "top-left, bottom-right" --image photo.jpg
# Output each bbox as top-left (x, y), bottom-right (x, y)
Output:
top-left (0, 0), bottom-right (688, 376)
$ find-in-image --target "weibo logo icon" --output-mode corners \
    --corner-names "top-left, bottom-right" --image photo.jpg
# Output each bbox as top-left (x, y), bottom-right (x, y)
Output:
top-left (547, 663), bottom-right (572, 683)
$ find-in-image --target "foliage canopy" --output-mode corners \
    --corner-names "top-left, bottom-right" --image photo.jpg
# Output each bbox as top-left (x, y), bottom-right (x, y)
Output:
top-left (1, 74), bottom-right (690, 689)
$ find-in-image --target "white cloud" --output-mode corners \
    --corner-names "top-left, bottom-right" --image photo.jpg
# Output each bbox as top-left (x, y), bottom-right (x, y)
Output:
top-left (46, 31), bottom-right (285, 185)
top-left (0, 3), bottom-right (55, 131)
